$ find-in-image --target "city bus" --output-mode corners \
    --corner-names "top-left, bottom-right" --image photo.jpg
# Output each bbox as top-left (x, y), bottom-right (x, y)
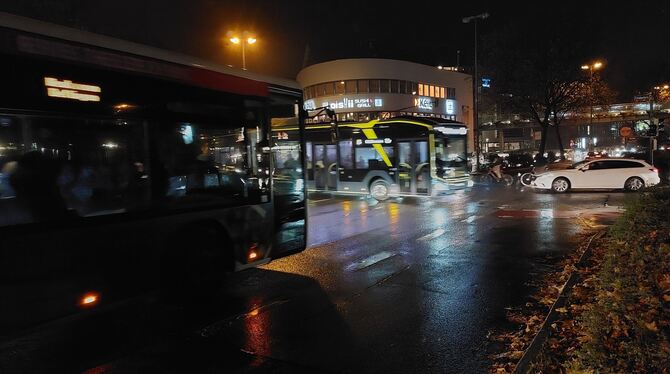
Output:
top-left (0, 12), bottom-right (306, 337)
top-left (273, 116), bottom-right (471, 200)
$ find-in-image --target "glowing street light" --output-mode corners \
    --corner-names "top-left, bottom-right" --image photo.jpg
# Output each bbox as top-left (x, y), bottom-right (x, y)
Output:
top-left (227, 31), bottom-right (256, 70)
top-left (580, 61), bottom-right (605, 151)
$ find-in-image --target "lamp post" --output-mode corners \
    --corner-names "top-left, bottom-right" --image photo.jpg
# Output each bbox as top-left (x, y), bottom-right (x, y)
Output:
top-left (647, 84), bottom-right (670, 164)
top-left (227, 31), bottom-right (256, 70)
top-left (580, 61), bottom-right (603, 151)
top-left (463, 12), bottom-right (489, 170)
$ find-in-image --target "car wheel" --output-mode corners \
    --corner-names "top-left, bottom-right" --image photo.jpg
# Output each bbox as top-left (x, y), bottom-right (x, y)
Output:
top-left (551, 177), bottom-right (570, 193)
top-left (624, 177), bottom-right (644, 192)
top-left (369, 179), bottom-right (390, 201)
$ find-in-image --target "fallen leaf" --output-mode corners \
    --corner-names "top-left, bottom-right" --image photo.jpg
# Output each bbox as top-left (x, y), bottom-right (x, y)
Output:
top-left (555, 307), bottom-right (568, 313)
top-left (645, 321), bottom-right (659, 332)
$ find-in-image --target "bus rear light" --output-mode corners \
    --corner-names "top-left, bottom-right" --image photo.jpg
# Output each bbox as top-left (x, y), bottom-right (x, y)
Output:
top-left (248, 243), bottom-right (259, 261)
top-left (79, 292), bottom-right (100, 308)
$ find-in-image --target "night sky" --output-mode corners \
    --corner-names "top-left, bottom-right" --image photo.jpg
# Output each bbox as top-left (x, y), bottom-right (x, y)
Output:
top-left (2, 0), bottom-right (670, 100)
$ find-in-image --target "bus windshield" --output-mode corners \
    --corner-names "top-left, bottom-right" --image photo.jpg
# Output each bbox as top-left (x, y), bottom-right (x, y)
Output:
top-left (435, 135), bottom-right (467, 177)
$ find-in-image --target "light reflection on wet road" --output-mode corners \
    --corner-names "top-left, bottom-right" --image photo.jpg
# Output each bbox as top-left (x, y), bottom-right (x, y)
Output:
top-left (236, 188), bottom-right (624, 373)
top-left (2, 188), bottom-right (628, 373)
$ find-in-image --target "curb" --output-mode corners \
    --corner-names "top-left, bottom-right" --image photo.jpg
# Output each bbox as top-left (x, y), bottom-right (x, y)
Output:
top-left (512, 230), bottom-right (605, 374)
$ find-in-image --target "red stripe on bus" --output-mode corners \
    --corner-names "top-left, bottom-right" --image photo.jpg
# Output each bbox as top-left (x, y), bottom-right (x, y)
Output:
top-left (189, 68), bottom-right (268, 97)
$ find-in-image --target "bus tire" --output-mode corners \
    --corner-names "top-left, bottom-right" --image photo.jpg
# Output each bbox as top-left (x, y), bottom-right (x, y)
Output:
top-left (369, 179), bottom-right (391, 201)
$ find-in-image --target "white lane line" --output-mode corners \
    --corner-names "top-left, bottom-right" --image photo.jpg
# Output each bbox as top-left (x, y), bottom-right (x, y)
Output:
top-left (346, 251), bottom-right (398, 271)
top-left (460, 215), bottom-right (480, 223)
top-left (309, 198), bottom-right (332, 203)
top-left (417, 228), bottom-right (446, 241)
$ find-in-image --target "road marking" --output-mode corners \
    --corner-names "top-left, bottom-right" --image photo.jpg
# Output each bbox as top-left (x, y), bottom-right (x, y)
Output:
top-left (417, 228), bottom-right (446, 241)
top-left (309, 198), bottom-right (332, 203)
top-left (460, 215), bottom-right (480, 223)
top-left (346, 251), bottom-right (397, 271)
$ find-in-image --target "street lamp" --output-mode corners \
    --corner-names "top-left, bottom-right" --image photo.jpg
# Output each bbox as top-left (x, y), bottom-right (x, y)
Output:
top-left (580, 61), bottom-right (604, 151)
top-left (227, 31), bottom-right (256, 70)
top-left (463, 12), bottom-right (489, 170)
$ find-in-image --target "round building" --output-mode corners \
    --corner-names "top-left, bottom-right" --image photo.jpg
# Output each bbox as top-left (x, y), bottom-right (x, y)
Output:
top-left (297, 58), bottom-right (474, 146)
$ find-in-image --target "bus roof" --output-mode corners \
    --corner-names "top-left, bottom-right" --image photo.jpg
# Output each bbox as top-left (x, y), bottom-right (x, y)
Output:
top-left (299, 116), bottom-right (467, 130)
top-left (274, 116), bottom-right (467, 133)
top-left (0, 12), bottom-right (301, 96)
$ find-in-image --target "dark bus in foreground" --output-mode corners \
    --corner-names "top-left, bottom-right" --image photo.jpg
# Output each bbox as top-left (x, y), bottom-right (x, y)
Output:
top-left (273, 117), bottom-right (471, 200)
top-left (0, 12), bottom-right (306, 337)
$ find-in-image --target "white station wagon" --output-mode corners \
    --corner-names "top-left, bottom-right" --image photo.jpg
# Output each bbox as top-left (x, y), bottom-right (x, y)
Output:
top-left (532, 158), bottom-right (660, 193)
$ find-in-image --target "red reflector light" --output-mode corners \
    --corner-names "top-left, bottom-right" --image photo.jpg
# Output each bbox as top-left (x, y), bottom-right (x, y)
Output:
top-left (248, 243), bottom-right (259, 261)
top-left (79, 292), bottom-right (100, 308)
top-left (651, 168), bottom-right (658, 173)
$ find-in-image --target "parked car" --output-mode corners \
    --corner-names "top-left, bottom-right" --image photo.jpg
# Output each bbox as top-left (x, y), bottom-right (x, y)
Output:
top-left (531, 158), bottom-right (660, 193)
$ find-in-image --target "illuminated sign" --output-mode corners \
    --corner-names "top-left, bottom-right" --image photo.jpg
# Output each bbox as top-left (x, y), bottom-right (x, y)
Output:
top-left (434, 126), bottom-right (467, 135)
top-left (446, 99), bottom-right (456, 115)
top-left (482, 78), bottom-right (491, 88)
top-left (303, 99), bottom-right (316, 110)
top-left (322, 97), bottom-right (383, 110)
top-left (44, 77), bottom-right (101, 102)
top-left (356, 138), bottom-right (392, 145)
top-left (414, 97), bottom-right (435, 110)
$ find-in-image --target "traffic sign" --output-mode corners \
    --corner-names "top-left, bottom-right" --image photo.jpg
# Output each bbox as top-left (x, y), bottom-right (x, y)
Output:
top-left (619, 126), bottom-right (633, 138)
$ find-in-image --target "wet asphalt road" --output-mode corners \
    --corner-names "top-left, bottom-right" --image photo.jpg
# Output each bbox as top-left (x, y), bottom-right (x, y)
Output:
top-left (1, 187), bottom-right (628, 373)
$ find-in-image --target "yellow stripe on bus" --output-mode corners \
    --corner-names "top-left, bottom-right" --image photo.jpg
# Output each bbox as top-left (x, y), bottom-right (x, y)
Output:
top-left (361, 128), bottom-right (392, 167)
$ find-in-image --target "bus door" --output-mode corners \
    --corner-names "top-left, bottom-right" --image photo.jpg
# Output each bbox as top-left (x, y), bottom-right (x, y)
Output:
top-left (313, 144), bottom-right (338, 190)
top-left (397, 140), bottom-right (429, 195)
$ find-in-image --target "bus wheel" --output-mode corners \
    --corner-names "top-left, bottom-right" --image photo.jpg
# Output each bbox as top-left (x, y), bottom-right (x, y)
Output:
top-left (370, 179), bottom-right (390, 201)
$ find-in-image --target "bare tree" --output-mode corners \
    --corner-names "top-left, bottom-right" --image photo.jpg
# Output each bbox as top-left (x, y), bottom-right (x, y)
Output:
top-left (483, 22), bottom-right (618, 160)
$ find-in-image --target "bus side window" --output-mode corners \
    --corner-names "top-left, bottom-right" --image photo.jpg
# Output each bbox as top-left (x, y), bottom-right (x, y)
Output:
top-left (0, 116), bottom-right (149, 226)
top-left (155, 121), bottom-right (269, 207)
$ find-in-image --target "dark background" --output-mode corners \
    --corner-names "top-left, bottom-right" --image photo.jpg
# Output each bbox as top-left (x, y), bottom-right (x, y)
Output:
top-left (2, 0), bottom-right (669, 100)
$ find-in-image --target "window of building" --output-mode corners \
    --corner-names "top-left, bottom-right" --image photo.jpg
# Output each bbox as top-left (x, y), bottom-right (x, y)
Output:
top-left (335, 81), bottom-right (345, 94)
top-left (440, 87), bottom-right (445, 98)
top-left (390, 80), bottom-right (399, 93)
top-left (418, 84), bottom-right (424, 96)
top-left (357, 79), bottom-right (369, 93)
top-left (345, 80), bottom-right (357, 94)
top-left (429, 85), bottom-right (435, 97)
top-left (447, 87), bottom-right (456, 99)
top-left (369, 79), bottom-right (380, 93)
top-left (380, 79), bottom-right (389, 93)
top-left (410, 82), bottom-right (418, 95)
top-left (323, 82), bottom-right (334, 95)
top-left (399, 80), bottom-right (407, 94)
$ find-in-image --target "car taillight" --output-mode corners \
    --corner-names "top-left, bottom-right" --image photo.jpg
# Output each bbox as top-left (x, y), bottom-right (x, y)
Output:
top-left (651, 168), bottom-right (658, 173)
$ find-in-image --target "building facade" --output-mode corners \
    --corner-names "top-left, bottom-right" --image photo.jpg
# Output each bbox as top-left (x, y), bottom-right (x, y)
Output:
top-left (297, 59), bottom-right (474, 147)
